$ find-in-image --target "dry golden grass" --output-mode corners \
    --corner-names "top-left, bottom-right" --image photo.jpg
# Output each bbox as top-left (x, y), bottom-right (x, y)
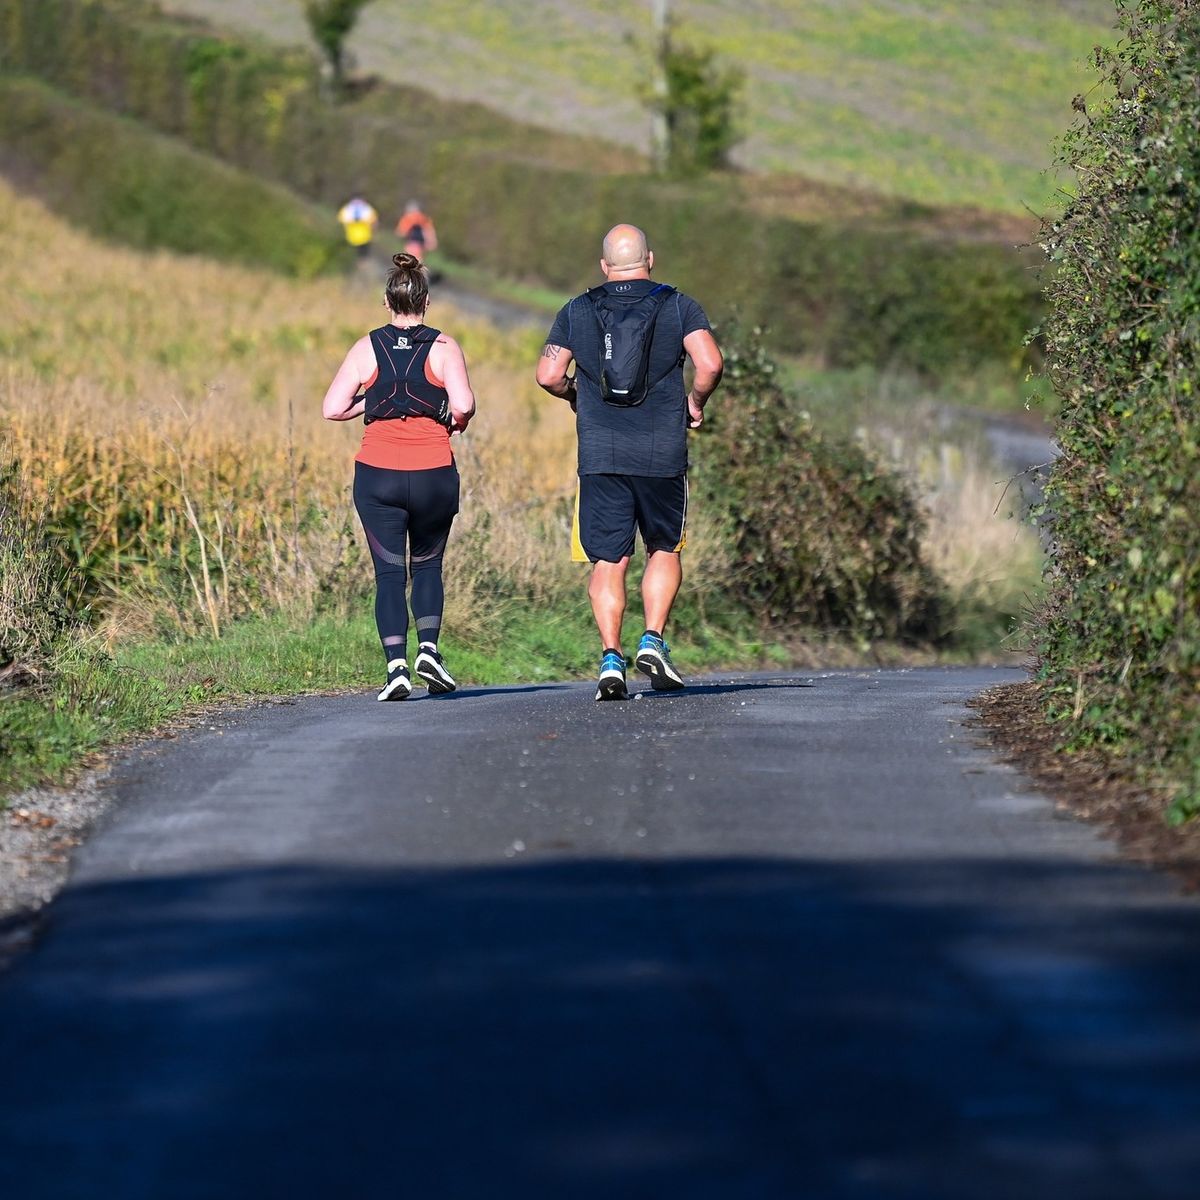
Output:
top-left (876, 434), bottom-right (1043, 632)
top-left (921, 454), bottom-right (1042, 610)
top-left (0, 181), bottom-right (587, 641)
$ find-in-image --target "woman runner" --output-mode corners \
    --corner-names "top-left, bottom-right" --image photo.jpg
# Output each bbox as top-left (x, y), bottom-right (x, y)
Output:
top-left (322, 252), bottom-right (476, 700)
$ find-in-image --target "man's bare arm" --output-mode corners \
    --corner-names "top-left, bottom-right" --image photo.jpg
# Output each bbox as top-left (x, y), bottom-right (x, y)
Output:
top-left (536, 343), bottom-right (578, 408)
top-left (683, 329), bottom-right (723, 429)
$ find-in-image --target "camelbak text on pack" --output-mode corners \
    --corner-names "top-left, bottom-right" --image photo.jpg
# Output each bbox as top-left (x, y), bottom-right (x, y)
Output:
top-left (362, 324), bottom-right (452, 427)
top-left (580, 284), bottom-right (678, 407)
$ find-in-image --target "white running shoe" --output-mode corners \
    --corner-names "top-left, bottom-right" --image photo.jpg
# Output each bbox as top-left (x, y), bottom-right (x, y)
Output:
top-left (414, 645), bottom-right (457, 694)
top-left (377, 659), bottom-right (413, 701)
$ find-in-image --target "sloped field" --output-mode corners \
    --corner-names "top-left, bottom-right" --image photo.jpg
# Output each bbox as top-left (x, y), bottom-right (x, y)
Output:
top-left (161, 0), bottom-right (1114, 213)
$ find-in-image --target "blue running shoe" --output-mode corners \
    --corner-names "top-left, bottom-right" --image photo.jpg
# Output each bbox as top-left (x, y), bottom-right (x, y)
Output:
top-left (635, 631), bottom-right (684, 691)
top-left (595, 648), bottom-right (628, 701)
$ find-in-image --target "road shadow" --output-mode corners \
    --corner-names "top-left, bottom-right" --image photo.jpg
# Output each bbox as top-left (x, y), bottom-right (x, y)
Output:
top-left (1, 856), bottom-right (1198, 1198)
top-left (405, 678), bottom-right (816, 704)
top-left (412, 682), bottom-right (574, 702)
top-left (633, 677), bottom-right (818, 700)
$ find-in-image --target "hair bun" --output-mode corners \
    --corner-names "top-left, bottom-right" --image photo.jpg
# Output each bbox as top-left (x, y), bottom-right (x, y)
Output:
top-left (384, 251), bottom-right (431, 316)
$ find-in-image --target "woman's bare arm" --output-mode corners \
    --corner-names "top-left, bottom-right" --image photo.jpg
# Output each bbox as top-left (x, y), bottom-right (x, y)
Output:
top-left (436, 335), bottom-right (476, 431)
top-left (322, 337), bottom-right (373, 422)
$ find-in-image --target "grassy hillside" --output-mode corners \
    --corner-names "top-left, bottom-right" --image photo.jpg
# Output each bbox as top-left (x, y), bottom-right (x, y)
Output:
top-left (0, 0), bottom-right (1044, 376)
top-left (161, 0), bottom-right (1115, 215)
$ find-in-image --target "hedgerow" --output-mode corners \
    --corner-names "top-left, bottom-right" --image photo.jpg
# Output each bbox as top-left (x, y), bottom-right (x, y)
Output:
top-left (1036, 0), bottom-right (1199, 820)
top-left (0, 76), bottom-right (341, 276)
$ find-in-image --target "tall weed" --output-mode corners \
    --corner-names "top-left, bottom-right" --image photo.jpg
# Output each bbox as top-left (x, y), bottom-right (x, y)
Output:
top-left (0, 456), bottom-right (75, 687)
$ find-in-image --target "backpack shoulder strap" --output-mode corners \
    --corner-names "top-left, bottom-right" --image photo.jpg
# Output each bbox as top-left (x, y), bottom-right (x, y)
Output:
top-left (574, 290), bottom-right (607, 381)
top-left (641, 286), bottom-right (683, 389)
top-left (367, 324), bottom-right (393, 368)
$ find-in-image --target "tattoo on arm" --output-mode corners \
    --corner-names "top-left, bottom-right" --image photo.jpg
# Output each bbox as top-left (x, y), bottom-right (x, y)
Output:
top-left (542, 343), bottom-right (562, 360)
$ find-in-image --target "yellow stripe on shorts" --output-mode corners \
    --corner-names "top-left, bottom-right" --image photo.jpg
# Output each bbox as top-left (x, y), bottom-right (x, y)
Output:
top-left (673, 476), bottom-right (689, 552)
top-left (570, 485), bottom-right (588, 563)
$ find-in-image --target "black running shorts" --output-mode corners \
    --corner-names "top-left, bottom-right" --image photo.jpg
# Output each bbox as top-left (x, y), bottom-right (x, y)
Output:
top-left (576, 473), bottom-right (688, 564)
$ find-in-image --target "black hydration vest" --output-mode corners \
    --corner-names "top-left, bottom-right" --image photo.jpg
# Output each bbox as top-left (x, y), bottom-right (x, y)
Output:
top-left (362, 324), bottom-right (452, 427)
top-left (577, 283), bottom-right (679, 407)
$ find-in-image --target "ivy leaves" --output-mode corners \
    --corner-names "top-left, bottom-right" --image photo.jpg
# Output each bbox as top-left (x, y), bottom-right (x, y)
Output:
top-left (1037, 0), bottom-right (1200, 822)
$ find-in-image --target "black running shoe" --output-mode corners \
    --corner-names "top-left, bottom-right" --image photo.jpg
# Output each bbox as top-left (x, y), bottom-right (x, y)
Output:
top-left (414, 645), bottom-right (457, 694)
top-left (635, 632), bottom-right (685, 691)
top-left (377, 659), bottom-right (412, 702)
top-left (595, 649), bottom-right (628, 701)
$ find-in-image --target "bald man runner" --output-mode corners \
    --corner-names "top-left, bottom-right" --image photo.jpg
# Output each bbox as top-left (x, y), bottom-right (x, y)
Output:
top-left (536, 223), bottom-right (724, 700)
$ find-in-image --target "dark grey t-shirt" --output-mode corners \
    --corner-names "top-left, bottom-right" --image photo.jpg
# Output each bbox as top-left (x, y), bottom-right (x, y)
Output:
top-left (546, 280), bottom-right (711, 477)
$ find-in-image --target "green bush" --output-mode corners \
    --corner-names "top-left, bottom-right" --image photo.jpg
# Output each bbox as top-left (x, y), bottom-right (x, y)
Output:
top-left (1036, 0), bottom-right (1200, 820)
top-left (694, 328), bottom-right (949, 643)
top-left (0, 76), bottom-right (342, 276)
top-left (0, 0), bottom-right (1041, 375)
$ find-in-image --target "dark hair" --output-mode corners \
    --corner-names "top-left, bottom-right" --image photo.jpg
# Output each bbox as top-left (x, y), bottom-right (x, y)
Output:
top-left (385, 252), bottom-right (430, 317)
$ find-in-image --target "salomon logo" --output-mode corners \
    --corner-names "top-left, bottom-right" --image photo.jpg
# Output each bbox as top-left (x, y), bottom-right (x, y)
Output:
top-left (394, 336), bottom-right (410, 349)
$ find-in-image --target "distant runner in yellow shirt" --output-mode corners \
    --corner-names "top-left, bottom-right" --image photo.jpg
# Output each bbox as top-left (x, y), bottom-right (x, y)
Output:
top-left (338, 195), bottom-right (379, 262)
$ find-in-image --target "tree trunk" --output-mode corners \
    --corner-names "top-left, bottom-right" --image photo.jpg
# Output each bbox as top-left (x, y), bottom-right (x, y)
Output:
top-left (650, 0), bottom-right (671, 172)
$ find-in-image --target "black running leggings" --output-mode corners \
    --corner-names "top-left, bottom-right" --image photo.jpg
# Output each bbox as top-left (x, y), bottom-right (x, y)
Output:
top-left (353, 460), bottom-right (459, 664)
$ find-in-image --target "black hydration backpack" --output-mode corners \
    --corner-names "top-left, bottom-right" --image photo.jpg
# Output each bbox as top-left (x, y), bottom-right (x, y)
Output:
top-left (579, 283), bottom-right (678, 407)
top-left (361, 324), bottom-right (453, 428)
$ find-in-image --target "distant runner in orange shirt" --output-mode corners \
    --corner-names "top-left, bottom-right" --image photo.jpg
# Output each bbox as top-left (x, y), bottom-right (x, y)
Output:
top-left (395, 200), bottom-right (438, 263)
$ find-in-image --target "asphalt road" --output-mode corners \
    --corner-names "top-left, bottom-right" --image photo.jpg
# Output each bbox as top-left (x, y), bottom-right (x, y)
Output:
top-left (2, 667), bottom-right (1198, 1199)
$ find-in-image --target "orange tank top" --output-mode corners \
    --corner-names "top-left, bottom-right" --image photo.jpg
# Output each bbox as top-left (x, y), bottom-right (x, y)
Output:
top-left (356, 417), bottom-right (452, 471)
top-left (354, 330), bottom-right (454, 471)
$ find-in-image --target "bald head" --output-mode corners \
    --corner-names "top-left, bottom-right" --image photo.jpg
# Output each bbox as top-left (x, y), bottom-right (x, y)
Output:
top-left (601, 224), bottom-right (653, 278)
